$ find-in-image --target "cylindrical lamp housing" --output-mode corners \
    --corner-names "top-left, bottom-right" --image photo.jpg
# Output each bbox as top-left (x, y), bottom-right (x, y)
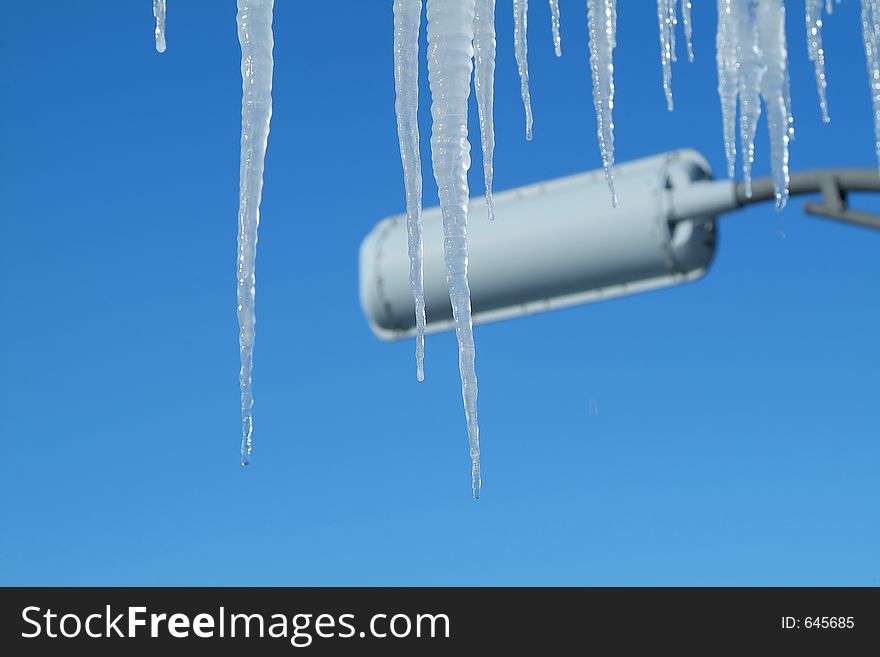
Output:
top-left (360, 149), bottom-right (724, 339)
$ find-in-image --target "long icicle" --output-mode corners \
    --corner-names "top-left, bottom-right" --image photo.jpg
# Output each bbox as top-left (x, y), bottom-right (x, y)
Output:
top-left (757, 0), bottom-right (792, 208)
top-left (393, 0), bottom-right (427, 381)
top-left (549, 0), bottom-right (562, 57)
top-left (806, 0), bottom-right (831, 123)
top-left (513, 0), bottom-right (534, 140)
top-left (861, 0), bottom-right (880, 170)
top-left (153, 0), bottom-right (166, 53)
top-left (716, 0), bottom-right (738, 177)
top-left (587, 0), bottom-right (618, 204)
top-left (682, 0), bottom-right (694, 62)
top-left (658, 0), bottom-right (677, 111)
top-left (736, 0), bottom-right (764, 197)
top-left (474, 0), bottom-right (497, 220)
top-left (426, 0), bottom-right (482, 498)
top-left (236, 0), bottom-right (275, 465)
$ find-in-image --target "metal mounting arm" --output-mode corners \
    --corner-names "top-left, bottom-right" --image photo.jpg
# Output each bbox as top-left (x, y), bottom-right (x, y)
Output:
top-left (735, 169), bottom-right (880, 230)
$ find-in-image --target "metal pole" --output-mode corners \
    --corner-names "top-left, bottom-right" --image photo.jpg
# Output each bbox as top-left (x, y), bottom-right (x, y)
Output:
top-left (736, 169), bottom-right (880, 230)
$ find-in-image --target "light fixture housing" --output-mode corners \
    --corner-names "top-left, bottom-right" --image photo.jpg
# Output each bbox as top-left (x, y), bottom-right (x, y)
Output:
top-left (360, 149), bottom-right (720, 339)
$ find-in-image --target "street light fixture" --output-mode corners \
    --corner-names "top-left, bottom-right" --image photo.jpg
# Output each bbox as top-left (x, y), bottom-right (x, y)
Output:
top-left (359, 149), bottom-right (880, 339)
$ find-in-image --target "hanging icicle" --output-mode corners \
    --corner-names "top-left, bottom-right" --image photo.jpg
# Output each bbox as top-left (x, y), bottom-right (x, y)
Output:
top-left (861, 0), bottom-right (880, 170)
top-left (235, 0), bottom-right (275, 465)
top-left (658, 0), bottom-right (678, 111)
top-left (474, 0), bottom-right (497, 220)
top-left (682, 0), bottom-right (694, 62)
top-left (153, 0), bottom-right (166, 53)
top-left (758, 0), bottom-right (792, 208)
top-left (426, 0), bottom-right (482, 499)
top-left (714, 0), bottom-right (791, 204)
top-left (513, 0), bottom-right (534, 140)
top-left (588, 0), bottom-right (618, 204)
top-left (393, 0), bottom-right (427, 381)
top-left (806, 0), bottom-right (831, 123)
top-left (735, 1), bottom-right (763, 197)
top-left (549, 0), bottom-right (562, 57)
top-left (717, 0), bottom-right (739, 177)
top-left (658, 1), bottom-right (698, 110)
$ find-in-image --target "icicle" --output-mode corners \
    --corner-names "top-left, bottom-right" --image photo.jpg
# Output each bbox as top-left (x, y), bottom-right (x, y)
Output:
top-left (587, 0), bottom-right (618, 204)
top-left (153, 0), bottom-right (166, 53)
top-left (715, 0), bottom-right (792, 202)
top-left (658, 0), bottom-right (678, 111)
top-left (426, 0), bottom-right (482, 499)
top-left (735, 0), bottom-right (765, 197)
top-left (393, 0), bottom-right (427, 382)
top-left (681, 1), bottom-right (694, 62)
top-left (549, 0), bottom-right (562, 57)
top-left (474, 0), bottom-right (497, 220)
top-left (806, 0), bottom-right (831, 123)
top-left (716, 0), bottom-right (738, 177)
top-left (862, 0), bottom-right (880, 170)
top-left (236, 0), bottom-right (275, 466)
top-left (757, 0), bottom-right (791, 208)
top-left (785, 60), bottom-right (795, 144)
top-left (513, 0), bottom-right (534, 140)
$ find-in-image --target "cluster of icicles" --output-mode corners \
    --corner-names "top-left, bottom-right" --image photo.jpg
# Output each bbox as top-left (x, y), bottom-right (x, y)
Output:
top-left (151, 1), bottom-right (880, 498)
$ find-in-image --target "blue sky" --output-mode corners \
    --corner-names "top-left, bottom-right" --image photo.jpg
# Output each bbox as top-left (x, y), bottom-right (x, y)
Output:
top-left (1, 2), bottom-right (877, 585)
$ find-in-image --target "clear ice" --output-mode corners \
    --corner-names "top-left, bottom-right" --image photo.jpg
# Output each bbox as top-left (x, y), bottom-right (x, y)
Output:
top-left (757, 0), bottom-right (791, 208)
top-left (657, 2), bottom-right (697, 111)
top-left (236, 0), bottom-right (275, 465)
top-left (393, 0), bottom-right (427, 381)
top-left (426, 0), bottom-right (482, 498)
top-left (587, 0), bottom-right (618, 204)
top-left (682, 0), bottom-right (694, 62)
top-left (513, 0), bottom-right (534, 140)
top-left (714, 0), bottom-right (790, 204)
top-left (474, 0), bottom-right (497, 220)
top-left (806, 0), bottom-right (831, 123)
top-left (736, 0), bottom-right (763, 197)
top-left (153, 0), bottom-right (166, 53)
top-left (862, 0), bottom-right (880, 170)
top-left (658, 0), bottom-right (678, 111)
top-left (716, 0), bottom-right (738, 176)
top-left (549, 0), bottom-right (562, 57)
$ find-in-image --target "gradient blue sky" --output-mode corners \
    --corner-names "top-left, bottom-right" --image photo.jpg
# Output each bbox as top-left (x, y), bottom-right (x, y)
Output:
top-left (1, 2), bottom-right (877, 585)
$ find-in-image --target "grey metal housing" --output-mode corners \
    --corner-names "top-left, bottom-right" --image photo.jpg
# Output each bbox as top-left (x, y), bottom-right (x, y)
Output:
top-left (360, 149), bottom-right (719, 339)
